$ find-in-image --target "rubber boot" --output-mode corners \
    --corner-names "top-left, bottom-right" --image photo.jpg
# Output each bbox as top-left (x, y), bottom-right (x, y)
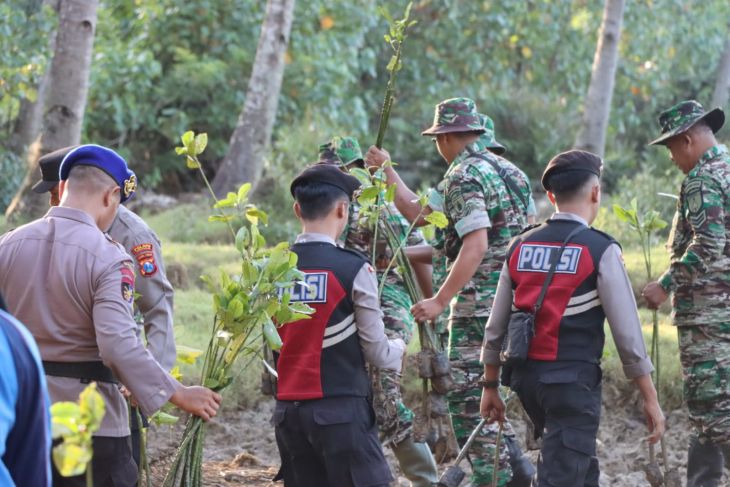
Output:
top-left (392, 435), bottom-right (439, 487)
top-left (504, 436), bottom-right (535, 487)
top-left (686, 434), bottom-right (724, 487)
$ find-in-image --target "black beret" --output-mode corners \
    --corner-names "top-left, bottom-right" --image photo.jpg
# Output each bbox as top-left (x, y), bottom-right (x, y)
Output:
top-left (541, 150), bottom-right (603, 191)
top-left (290, 164), bottom-right (361, 199)
top-left (32, 145), bottom-right (77, 193)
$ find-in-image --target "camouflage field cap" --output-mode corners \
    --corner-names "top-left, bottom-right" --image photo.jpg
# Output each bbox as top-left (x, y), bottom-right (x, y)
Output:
top-left (317, 136), bottom-right (363, 166)
top-left (473, 113), bottom-right (506, 155)
top-left (649, 100), bottom-right (725, 146)
top-left (421, 97), bottom-right (486, 136)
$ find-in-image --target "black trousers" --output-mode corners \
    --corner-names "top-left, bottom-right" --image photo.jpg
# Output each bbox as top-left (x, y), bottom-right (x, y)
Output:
top-left (52, 436), bottom-right (137, 487)
top-left (686, 434), bottom-right (730, 487)
top-left (510, 361), bottom-right (602, 487)
top-left (273, 396), bottom-right (393, 487)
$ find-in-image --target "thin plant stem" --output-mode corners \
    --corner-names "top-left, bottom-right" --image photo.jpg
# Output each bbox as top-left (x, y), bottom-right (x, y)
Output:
top-left (192, 156), bottom-right (236, 240)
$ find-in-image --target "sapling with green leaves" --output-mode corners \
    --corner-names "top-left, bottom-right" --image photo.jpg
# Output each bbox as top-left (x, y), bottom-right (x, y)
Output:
top-left (613, 198), bottom-right (676, 484)
top-left (162, 131), bottom-right (314, 487)
top-left (374, 1), bottom-right (416, 150)
top-left (50, 383), bottom-right (105, 487)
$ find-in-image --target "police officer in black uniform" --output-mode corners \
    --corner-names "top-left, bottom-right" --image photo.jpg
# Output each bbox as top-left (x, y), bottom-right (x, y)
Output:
top-left (479, 150), bottom-right (665, 486)
top-left (273, 164), bottom-right (406, 487)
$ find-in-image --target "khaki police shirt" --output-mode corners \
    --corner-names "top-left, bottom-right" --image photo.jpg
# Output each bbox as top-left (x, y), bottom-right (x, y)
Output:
top-left (294, 233), bottom-right (406, 371)
top-left (0, 206), bottom-right (180, 436)
top-left (108, 205), bottom-right (176, 371)
top-left (481, 212), bottom-right (653, 379)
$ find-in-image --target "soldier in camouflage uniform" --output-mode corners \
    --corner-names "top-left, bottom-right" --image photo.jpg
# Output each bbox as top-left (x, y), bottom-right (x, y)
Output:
top-left (643, 100), bottom-right (730, 487)
top-left (318, 137), bottom-right (439, 487)
top-left (431, 114), bottom-right (536, 347)
top-left (365, 98), bottom-right (534, 487)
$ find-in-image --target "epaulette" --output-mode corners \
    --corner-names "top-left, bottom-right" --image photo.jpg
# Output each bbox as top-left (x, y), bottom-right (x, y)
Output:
top-left (589, 226), bottom-right (621, 248)
top-left (517, 222), bottom-right (543, 235)
top-left (507, 223), bottom-right (544, 256)
top-left (338, 245), bottom-right (371, 263)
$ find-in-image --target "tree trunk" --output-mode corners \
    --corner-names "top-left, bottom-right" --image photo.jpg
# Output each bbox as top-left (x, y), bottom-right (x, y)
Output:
top-left (5, 0), bottom-right (98, 219)
top-left (574, 0), bottom-right (625, 158)
top-left (9, 0), bottom-right (57, 155)
top-left (711, 29), bottom-right (730, 109)
top-left (10, 70), bottom-right (51, 154)
top-left (211, 0), bottom-right (296, 197)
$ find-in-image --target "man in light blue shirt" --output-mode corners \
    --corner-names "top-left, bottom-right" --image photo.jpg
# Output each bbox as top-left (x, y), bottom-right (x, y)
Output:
top-left (0, 294), bottom-right (52, 486)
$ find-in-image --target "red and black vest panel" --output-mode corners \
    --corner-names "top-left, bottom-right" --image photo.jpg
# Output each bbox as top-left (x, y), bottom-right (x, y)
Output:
top-left (275, 241), bottom-right (370, 401)
top-left (507, 219), bottom-right (615, 363)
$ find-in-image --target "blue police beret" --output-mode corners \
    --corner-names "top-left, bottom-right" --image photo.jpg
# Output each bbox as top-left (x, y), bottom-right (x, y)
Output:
top-left (59, 144), bottom-right (137, 203)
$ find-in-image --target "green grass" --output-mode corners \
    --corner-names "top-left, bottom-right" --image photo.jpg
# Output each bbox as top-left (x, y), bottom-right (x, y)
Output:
top-left (143, 201), bottom-right (232, 244)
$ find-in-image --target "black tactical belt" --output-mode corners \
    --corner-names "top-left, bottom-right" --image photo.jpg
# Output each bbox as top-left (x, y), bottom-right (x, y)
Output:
top-left (42, 361), bottom-right (118, 384)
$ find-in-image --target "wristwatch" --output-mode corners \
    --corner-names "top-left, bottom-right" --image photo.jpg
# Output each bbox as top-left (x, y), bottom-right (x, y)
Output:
top-left (477, 375), bottom-right (500, 389)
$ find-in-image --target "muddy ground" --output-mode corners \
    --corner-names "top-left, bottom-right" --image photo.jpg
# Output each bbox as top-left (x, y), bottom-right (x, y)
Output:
top-left (146, 385), bottom-right (720, 486)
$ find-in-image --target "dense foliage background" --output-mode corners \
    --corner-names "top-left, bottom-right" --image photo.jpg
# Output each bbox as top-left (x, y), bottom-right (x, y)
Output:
top-left (2, 0), bottom-right (729, 236)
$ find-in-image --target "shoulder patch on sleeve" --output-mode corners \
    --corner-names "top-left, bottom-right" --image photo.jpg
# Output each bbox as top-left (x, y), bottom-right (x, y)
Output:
top-left (121, 261), bottom-right (135, 303)
top-left (685, 179), bottom-right (706, 227)
top-left (131, 243), bottom-right (158, 277)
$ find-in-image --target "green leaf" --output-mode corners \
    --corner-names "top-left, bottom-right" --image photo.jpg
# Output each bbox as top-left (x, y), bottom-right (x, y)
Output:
top-left (235, 226), bottom-right (250, 252)
top-left (237, 183), bottom-right (252, 204)
top-left (384, 183), bottom-right (396, 203)
top-left (186, 155), bottom-right (200, 169)
top-left (246, 207), bottom-right (269, 226)
top-left (403, 1), bottom-right (413, 20)
top-left (149, 411), bottom-right (179, 426)
top-left (348, 167), bottom-right (372, 186)
top-left (208, 214), bottom-right (234, 222)
top-left (357, 186), bottom-right (380, 205)
top-left (263, 318), bottom-right (283, 351)
top-left (612, 204), bottom-right (638, 228)
top-left (50, 402), bottom-right (81, 439)
top-left (227, 296), bottom-right (244, 319)
top-left (213, 194), bottom-right (236, 209)
top-left (386, 55), bottom-right (398, 72)
top-left (181, 130), bottom-right (195, 147)
top-left (78, 383), bottom-right (105, 432)
top-left (175, 146), bottom-right (186, 155)
top-left (425, 211), bottom-right (448, 229)
top-left (194, 132), bottom-right (208, 155)
top-left (53, 442), bottom-right (91, 477)
top-left (176, 345), bottom-right (203, 365)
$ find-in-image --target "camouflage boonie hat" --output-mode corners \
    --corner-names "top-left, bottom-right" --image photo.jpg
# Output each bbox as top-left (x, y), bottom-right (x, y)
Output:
top-left (474, 113), bottom-right (506, 155)
top-left (649, 100), bottom-right (725, 146)
top-left (421, 97), bottom-right (486, 136)
top-left (317, 136), bottom-right (363, 166)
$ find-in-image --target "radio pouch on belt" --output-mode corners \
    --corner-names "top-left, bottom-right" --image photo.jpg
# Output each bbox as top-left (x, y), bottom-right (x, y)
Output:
top-left (500, 225), bottom-right (587, 366)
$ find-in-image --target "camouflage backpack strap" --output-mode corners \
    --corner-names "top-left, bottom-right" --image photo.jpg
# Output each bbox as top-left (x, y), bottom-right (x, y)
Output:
top-left (469, 151), bottom-right (529, 210)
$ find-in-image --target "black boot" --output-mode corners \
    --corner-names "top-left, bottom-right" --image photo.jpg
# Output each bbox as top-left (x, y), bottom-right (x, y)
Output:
top-left (504, 436), bottom-right (535, 487)
top-left (686, 434), bottom-right (724, 487)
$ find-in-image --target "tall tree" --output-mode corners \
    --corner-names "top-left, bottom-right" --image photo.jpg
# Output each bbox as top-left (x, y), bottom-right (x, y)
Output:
top-left (574, 0), bottom-right (625, 158)
top-left (211, 0), bottom-right (296, 197)
top-left (6, 0), bottom-right (99, 219)
top-left (9, 0), bottom-right (56, 155)
top-left (712, 28), bottom-right (730, 108)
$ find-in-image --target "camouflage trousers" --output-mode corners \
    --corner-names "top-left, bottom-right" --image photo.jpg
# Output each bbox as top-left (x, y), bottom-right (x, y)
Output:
top-left (372, 282), bottom-right (416, 444)
top-left (678, 323), bottom-right (730, 444)
top-left (448, 316), bottom-right (513, 486)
